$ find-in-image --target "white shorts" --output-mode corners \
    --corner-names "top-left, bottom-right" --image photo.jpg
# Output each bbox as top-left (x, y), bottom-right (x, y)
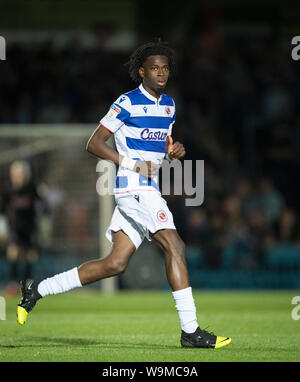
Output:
top-left (106, 192), bottom-right (176, 250)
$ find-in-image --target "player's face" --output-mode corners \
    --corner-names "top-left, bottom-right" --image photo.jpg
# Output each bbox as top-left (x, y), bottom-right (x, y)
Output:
top-left (139, 55), bottom-right (170, 98)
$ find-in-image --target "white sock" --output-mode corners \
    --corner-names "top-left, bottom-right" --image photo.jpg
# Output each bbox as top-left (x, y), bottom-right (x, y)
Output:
top-left (37, 267), bottom-right (82, 297)
top-left (172, 286), bottom-right (199, 333)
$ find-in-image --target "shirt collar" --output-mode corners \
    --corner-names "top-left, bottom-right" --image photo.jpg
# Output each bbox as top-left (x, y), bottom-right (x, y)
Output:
top-left (139, 83), bottom-right (162, 103)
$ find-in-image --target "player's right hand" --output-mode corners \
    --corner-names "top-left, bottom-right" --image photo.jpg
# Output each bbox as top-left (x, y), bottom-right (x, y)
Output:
top-left (134, 161), bottom-right (160, 178)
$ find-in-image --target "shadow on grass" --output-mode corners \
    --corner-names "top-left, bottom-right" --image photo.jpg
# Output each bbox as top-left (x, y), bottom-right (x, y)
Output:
top-left (0, 337), bottom-right (180, 350)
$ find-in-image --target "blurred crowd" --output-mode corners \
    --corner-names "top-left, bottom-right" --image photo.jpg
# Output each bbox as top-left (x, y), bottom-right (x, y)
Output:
top-left (1, 29), bottom-right (300, 273)
top-left (168, 175), bottom-right (298, 270)
top-left (169, 29), bottom-right (300, 269)
top-left (0, 39), bottom-right (132, 124)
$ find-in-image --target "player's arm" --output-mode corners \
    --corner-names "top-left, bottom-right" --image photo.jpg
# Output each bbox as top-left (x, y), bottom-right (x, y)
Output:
top-left (86, 124), bottom-right (159, 178)
top-left (86, 124), bottom-right (120, 165)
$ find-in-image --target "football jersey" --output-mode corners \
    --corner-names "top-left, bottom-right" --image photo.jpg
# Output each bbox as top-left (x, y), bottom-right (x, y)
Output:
top-left (99, 84), bottom-right (176, 195)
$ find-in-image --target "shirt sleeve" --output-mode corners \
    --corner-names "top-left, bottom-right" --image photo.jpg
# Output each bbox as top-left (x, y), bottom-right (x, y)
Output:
top-left (99, 94), bottom-right (131, 134)
top-left (168, 104), bottom-right (176, 136)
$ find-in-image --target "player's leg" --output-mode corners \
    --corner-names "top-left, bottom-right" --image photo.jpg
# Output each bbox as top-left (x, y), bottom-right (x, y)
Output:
top-left (151, 228), bottom-right (198, 331)
top-left (152, 228), bottom-right (231, 349)
top-left (17, 230), bottom-right (136, 325)
top-left (77, 230), bottom-right (136, 285)
top-left (38, 229), bottom-right (135, 296)
top-left (151, 228), bottom-right (189, 291)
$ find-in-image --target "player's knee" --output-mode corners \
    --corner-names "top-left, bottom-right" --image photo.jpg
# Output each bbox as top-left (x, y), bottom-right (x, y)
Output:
top-left (177, 238), bottom-right (186, 255)
top-left (173, 235), bottom-right (186, 255)
top-left (164, 236), bottom-right (185, 258)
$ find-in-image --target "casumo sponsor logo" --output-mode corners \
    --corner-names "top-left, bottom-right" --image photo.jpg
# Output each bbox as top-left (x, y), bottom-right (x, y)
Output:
top-left (140, 128), bottom-right (168, 141)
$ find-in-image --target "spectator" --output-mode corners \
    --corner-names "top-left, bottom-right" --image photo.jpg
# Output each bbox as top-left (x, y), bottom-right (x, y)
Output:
top-left (251, 177), bottom-right (285, 225)
top-left (185, 208), bottom-right (209, 248)
top-left (272, 208), bottom-right (299, 244)
top-left (221, 195), bottom-right (254, 269)
top-left (0, 160), bottom-right (46, 294)
top-left (248, 209), bottom-right (272, 266)
top-left (203, 212), bottom-right (227, 269)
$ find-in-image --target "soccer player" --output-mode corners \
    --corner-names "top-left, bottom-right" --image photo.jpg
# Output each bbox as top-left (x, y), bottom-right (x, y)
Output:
top-left (17, 41), bottom-right (231, 349)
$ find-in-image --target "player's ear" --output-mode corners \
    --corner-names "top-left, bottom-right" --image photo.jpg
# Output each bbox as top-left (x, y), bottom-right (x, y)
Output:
top-left (138, 66), bottom-right (144, 79)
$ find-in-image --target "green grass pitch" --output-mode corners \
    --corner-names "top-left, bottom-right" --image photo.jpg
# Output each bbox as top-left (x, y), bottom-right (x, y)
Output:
top-left (0, 289), bottom-right (299, 362)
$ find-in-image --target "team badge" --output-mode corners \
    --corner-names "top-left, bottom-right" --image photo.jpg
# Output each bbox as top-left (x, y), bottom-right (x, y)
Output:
top-left (165, 106), bottom-right (171, 116)
top-left (157, 209), bottom-right (168, 223)
top-left (107, 104), bottom-right (121, 120)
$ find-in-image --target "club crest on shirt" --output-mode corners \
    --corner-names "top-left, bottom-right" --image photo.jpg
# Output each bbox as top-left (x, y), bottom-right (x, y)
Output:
top-left (157, 209), bottom-right (168, 223)
top-left (165, 106), bottom-right (171, 116)
top-left (107, 104), bottom-right (121, 120)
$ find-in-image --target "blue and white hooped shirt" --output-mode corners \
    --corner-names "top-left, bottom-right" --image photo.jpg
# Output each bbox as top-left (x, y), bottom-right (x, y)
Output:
top-left (99, 84), bottom-right (176, 195)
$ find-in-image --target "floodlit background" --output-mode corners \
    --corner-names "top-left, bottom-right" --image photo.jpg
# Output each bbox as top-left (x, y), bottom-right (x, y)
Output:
top-left (1, 0), bottom-right (300, 292)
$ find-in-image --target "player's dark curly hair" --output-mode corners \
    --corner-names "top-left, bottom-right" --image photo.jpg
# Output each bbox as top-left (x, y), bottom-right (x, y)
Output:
top-left (125, 39), bottom-right (175, 84)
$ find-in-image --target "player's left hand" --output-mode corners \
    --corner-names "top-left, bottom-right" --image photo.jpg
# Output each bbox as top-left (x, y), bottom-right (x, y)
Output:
top-left (166, 136), bottom-right (186, 160)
